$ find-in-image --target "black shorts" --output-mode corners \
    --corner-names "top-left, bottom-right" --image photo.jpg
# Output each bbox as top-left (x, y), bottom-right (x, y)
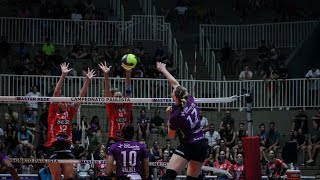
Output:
top-left (174, 139), bottom-right (208, 162)
top-left (48, 141), bottom-right (74, 159)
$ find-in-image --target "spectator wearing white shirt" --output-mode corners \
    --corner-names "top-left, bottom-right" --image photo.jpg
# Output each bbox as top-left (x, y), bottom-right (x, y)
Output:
top-left (25, 86), bottom-right (41, 116)
top-left (77, 156), bottom-right (90, 179)
top-left (205, 124), bottom-right (221, 160)
top-left (199, 111), bottom-right (209, 132)
top-left (239, 65), bottom-right (253, 80)
top-left (71, 9), bottom-right (83, 21)
top-left (306, 66), bottom-right (320, 105)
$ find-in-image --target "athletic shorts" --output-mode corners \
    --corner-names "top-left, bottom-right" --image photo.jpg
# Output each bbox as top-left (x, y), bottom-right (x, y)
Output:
top-left (174, 139), bottom-right (208, 162)
top-left (48, 141), bottom-right (74, 159)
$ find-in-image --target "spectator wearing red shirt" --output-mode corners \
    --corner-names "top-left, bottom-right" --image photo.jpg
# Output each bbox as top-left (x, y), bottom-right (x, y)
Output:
top-left (213, 150), bottom-right (232, 180)
top-left (231, 153), bottom-right (245, 180)
top-left (266, 150), bottom-right (288, 180)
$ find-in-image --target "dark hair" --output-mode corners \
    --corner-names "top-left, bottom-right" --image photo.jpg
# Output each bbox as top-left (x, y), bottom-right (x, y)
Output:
top-left (174, 86), bottom-right (189, 108)
top-left (269, 122), bottom-right (275, 126)
top-left (110, 88), bottom-right (120, 96)
top-left (239, 123), bottom-right (244, 126)
top-left (259, 123), bottom-right (265, 127)
top-left (122, 124), bottom-right (135, 140)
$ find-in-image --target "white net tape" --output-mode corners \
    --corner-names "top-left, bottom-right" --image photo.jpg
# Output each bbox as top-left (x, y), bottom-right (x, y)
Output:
top-left (0, 96), bottom-right (238, 103)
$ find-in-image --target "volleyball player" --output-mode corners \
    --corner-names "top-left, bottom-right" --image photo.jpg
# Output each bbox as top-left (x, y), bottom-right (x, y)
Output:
top-left (98, 62), bottom-right (133, 147)
top-left (106, 124), bottom-right (149, 180)
top-left (157, 62), bottom-right (208, 180)
top-left (266, 150), bottom-right (288, 180)
top-left (46, 62), bottom-right (96, 180)
top-left (0, 152), bottom-right (19, 180)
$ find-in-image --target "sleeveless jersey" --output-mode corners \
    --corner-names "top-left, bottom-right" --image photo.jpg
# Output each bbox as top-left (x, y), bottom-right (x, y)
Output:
top-left (46, 103), bottom-right (76, 147)
top-left (266, 159), bottom-right (285, 178)
top-left (105, 103), bottom-right (133, 140)
top-left (232, 164), bottom-right (245, 180)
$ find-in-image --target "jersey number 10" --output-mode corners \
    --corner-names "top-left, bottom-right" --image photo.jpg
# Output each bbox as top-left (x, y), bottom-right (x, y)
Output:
top-left (121, 151), bottom-right (137, 166)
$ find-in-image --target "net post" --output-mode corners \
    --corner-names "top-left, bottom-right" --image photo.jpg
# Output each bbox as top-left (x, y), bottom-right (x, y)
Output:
top-left (245, 93), bottom-right (253, 136)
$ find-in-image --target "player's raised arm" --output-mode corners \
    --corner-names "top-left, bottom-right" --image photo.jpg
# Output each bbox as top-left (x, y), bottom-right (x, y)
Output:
top-left (157, 62), bottom-right (180, 89)
top-left (124, 69), bottom-right (132, 98)
top-left (74, 68), bottom-right (96, 108)
top-left (53, 62), bottom-right (72, 97)
top-left (99, 61), bottom-right (112, 97)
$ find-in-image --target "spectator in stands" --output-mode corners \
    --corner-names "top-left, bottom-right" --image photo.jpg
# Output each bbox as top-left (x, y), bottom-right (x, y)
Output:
top-left (21, 106), bottom-right (37, 132)
top-left (17, 124), bottom-right (35, 157)
top-left (233, 48), bottom-right (247, 74)
top-left (34, 51), bottom-right (46, 75)
top-left (48, 50), bottom-right (64, 76)
top-left (233, 141), bottom-right (244, 163)
top-left (26, 85), bottom-right (41, 115)
top-left (89, 115), bottom-right (101, 136)
top-left (199, 111), bottom-right (209, 132)
top-left (150, 109), bottom-right (165, 136)
top-left (174, 1), bottom-right (188, 30)
top-left (149, 140), bottom-right (162, 161)
top-left (89, 41), bottom-right (103, 63)
top-left (16, 42), bottom-right (28, 60)
top-left (17, 6), bottom-right (31, 18)
top-left (38, 164), bottom-right (52, 180)
top-left (277, 63), bottom-right (289, 79)
top-left (268, 43), bottom-right (279, 66)
top-left (305, 65), bottom-right (320, 105)
top-left (42, 38), bottom-right (55, 56)
top-left (213, 150), bottom-right (232, 179)
top-left (292, 109), bottom-right (308, 133)
top-left (88, 167), bottom-right (96, 180)
top-left (0, 36), bottom-right (10, 60)
top-left (39, 104), bottom-right (48, 142)
top-left (236, 123), bottom-right (248, 143)
top-left (137, 108), bottom-right (150, 141)
top-left (80, 115), bottom-right (90, 133)
top-left (4, 105), bottom-right (19, 128)
top-left (161, 139), bottom-right (175, 158)
top-left (205, 123), bottom-right (221, 160)
top-left (264, 66), bottom-right (278, 104)
top-left (258, 123), bottom-right (268, 162)
top-left (72, 122), bottom-right (81, 143)
top-left (71, 41), bottom-right (88, 59)
top-left (157, 149), bottom-right (170, 177)
top-left (4, 123), bottom-right (16, 156)
top-left (71, 8), bottom-right (83, 21)
top-left (220, 110), bottom-right (235, 130)
top-left (72, 140), bottom-right (86, 159)
top-left (266, 122), bottom-right (280, 153)
top-left (216, 139), bottom-right (230, 160)
top-left (266, 150), bottom-right (288, 179)
top-left (239, 65), bottom-right (253, 80)
top-left (220, 42), bottom-right (233, 75)
top-left (306, 120), bottom-right (320, 164)
top-left (23, 53), bottom-right (35, 75)
top-left (77, 155), bottom-right (90, 179)
top-left (221, 124), bottom-right (236, 150)
top-left (295, 128), bottom-right (307, 165)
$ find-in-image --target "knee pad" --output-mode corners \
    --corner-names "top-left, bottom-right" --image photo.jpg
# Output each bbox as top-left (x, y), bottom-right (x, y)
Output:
top-left (160, 169), bottom-right (178, 180)
top-left (186, 176), bottom-right (199, 180)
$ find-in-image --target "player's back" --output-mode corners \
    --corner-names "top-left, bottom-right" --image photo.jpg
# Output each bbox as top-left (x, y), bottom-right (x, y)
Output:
top-left (109, 141), bottom-right (147, 177)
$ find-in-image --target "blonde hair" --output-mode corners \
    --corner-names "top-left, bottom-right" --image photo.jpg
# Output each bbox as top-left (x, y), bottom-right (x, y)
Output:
top-left (174, 86), bottom-right (189, 108)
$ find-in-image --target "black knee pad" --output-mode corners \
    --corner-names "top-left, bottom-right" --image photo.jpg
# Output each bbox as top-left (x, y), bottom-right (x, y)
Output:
top-left (160, 169), bottom-right (178, 180)
top-left (186, 176), bottom-right (199, 180)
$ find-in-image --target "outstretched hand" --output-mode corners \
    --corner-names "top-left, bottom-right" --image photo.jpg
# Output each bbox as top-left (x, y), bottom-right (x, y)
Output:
top-left (84, 68), bottom-right (96, 80)
top-left (156, 62), bottom-right (167, 72)
top-left (60, 62), bottom-right (72, 75)
top-left (98, 61), bottom-right (112, 74)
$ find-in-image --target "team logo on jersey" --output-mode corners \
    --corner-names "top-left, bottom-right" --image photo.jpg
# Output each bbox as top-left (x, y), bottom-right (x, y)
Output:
top-left (115, 117), bottom-right (128, 123)
top-left (56, 119), bottom-right (70, 125)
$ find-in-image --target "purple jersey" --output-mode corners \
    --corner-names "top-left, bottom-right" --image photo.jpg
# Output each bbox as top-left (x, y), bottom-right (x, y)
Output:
top-left (0, 153), bottom-right (9, 163)
top-left (169, 95), bottom-right (204, 143)
top-left (108, 141), bottom-right (148, 176)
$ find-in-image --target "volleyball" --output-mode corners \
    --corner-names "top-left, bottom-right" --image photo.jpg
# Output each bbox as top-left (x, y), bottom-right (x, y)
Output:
top-left (121, 54), bottom-right (138, 70)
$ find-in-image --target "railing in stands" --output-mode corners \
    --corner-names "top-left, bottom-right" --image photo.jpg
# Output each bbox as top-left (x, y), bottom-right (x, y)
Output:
top-left (138, 0), bottom-right (153, 15)
top-left (1, 75), bottom-right (320, 110)
top-left (199, 20), bottom-right (319, 50)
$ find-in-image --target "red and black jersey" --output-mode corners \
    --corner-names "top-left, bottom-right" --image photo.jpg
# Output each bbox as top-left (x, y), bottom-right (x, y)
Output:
top-left (105, 103), bottom-right (133, 140)
top-left (231, 163), bottom-right (245, 180)
top-left (266, 159), bottom-right (285, 178)
top-left (46, 103), bottom-right (76, 147)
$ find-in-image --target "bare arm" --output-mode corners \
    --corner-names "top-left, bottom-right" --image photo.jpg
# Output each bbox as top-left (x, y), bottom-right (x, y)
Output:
top-left (74, 68), bottom-right (96, 108)
top-left (2, 159), bottom-right (19, 180)
top-left (53, 62), bottom-right (72, 97)
top-left (157, 62), bottom-right (179, 88)
top-left (98, 62), bottom-right (112, 97)
top-left (125, 69), bottom-right (132, 98)
top-left (142, 158), bottom-right (149, 179)
top-left (105, 155), bottom-right (115, 176)
top-left (166, 106), bottom-right (176, 139)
